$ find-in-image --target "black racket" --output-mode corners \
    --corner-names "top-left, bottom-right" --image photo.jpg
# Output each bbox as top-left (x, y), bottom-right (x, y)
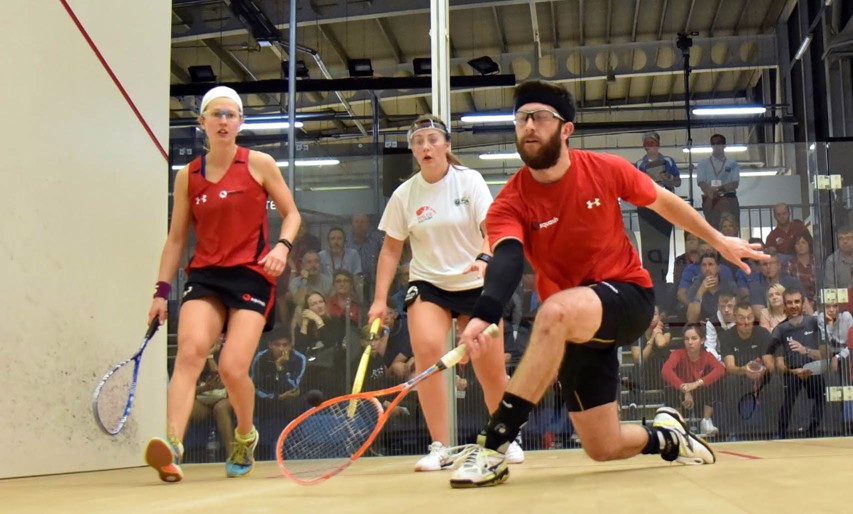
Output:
top-left (737, 361), bottom-right (767, 420)
top-left (92, 319), bottom-right (161, 435)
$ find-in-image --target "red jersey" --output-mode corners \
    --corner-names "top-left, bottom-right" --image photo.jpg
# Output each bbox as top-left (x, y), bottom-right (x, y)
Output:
top-left (661, 349), bottom-right (726, 388)
top-left (486, 149), bottom-right (656, 301)
top-left (187, 147), bottom-right (273, 283)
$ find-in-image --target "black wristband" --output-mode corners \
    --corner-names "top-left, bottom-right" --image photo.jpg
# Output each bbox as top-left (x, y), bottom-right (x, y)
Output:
top-left (277, 238), bottom-right (293, 251)
top-left (476, 252), bottom-right (492, 263)
top-left (471, 295), bottom-right (504, 325)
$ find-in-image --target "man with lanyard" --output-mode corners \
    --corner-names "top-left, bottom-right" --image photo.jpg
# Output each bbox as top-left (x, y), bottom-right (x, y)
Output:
top-left (697, 134), bottom-right (740, 232)
top-left (634, 131), bottom-right (682, 294)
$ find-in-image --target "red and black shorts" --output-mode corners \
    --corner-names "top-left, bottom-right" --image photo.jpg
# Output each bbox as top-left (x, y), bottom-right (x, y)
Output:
top-left (557, 281), bottom-right (654, 412)
top-left (183, 266), bottom-right (276, 332)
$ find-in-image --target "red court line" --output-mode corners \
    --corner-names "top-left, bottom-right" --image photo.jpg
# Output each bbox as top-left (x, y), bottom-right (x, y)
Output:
top-left (718, 449), bottom-right (762, 460)
top-left (59, 0), bottom-right (168, 161)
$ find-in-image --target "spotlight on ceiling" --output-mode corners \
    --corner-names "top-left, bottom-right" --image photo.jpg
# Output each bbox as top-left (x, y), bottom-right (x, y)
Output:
top-left (467, 56), bottom-right (500, 75)
top-left (188, 65), bottom-right (217, 83)
top-left (347, 59), bottom-right (374, 77)
top-left (413, 57), bottom-right (432, 76)
top-left (282, 60), bottom-right (310, 79)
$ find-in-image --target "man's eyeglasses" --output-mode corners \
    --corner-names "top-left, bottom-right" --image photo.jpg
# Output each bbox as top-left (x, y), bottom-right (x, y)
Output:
top-left (334, 278), bottom-right (352, 284)
top-left (204, 109), bottom-right (241, 121)
top-left (514, 109), bottom-right (565, 125)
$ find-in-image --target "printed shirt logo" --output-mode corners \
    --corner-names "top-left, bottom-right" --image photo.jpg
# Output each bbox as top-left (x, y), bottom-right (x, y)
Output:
top-left (416, 205), bottom-right (436, 223)
top-left (195, 194), bottom-right (207, 205)
top-left (534, 217), bottom-right (559, 230)
top-left (453, 196), bottom-right (470, 206)
top-left (586, 198), bottom-right (601, 209)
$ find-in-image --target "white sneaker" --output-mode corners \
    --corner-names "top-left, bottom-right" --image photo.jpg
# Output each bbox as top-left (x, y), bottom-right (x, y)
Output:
top-left (505, 435), bottom-right (525, 464)
top-left (414, 442), bottom-right (468, 472)
top-left (652, 407), bottom-right (716, 465)
top-left (449, 445), bottom-right (509, 488)
top-left (699, 418), bottom-right (719, 437)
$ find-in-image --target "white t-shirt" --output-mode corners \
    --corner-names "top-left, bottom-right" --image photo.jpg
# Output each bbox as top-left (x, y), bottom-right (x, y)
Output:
top-left (379, 164), bottom-right (492, 291)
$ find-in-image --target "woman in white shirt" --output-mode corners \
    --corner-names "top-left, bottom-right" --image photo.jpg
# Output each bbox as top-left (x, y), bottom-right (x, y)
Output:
top-left (368, 115), bottom-right (523, 471)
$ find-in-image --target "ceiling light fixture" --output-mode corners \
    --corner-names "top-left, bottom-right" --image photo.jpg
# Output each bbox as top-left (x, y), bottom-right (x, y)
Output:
top-left (275, 159), bottom-right (340, 167)
top-left (682, 145), bottom-right (748, 154)
top-left (692, 106), bottom-right (767, 116)
top-left (461, 114), bottom-right (515, 123)
top-left (241, 121), bottom-right (304, 131)
top-left (479, 152), bottom-right (521, 160)
top-left (794, 35), bottom-right (813, 61)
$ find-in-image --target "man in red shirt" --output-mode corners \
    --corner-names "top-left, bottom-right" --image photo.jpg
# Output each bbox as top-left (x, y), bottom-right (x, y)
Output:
top-left (764, 203), bottom-right (809, 259)
top-left (451, 80), bottom-right (767, 488)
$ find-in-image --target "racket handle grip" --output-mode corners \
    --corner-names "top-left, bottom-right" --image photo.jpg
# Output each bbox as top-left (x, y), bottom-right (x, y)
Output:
top-left (369, 317), bottom-right (382, 340)
top-left (145, 318), bottom-right (161, 339)
top-left (438, 323), bottom-right (499, 370)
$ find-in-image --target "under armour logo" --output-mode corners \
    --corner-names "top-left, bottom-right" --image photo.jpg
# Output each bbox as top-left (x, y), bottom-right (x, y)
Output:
top-left (194, 194), bottom-right (207, 205)
top-left (586, 198), bottom-right (601, 209)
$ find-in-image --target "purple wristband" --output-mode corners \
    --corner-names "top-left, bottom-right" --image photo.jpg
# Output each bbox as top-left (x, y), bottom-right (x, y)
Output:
top-left (153, 281), bottom-right (171, 299)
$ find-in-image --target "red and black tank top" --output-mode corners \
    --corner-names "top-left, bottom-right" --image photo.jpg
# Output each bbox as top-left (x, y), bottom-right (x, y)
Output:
top-left (186, 146), bottom-right (273, 284)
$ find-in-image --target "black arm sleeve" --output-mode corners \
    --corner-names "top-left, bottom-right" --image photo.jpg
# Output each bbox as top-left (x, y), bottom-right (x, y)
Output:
top-left (471, 239), bottom-right (525, 324)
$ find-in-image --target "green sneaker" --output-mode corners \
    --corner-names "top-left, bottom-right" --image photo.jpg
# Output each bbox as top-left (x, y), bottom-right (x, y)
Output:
top-left (225, 427), bottom-right (258, 477)
top-left (145, 436), bottom-right (184, 483)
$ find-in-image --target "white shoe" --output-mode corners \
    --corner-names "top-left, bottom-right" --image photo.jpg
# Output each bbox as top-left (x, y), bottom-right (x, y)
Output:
top-left (699, 418), bottom-right (719, 437)
top-left (652, 407), bottom-right (716, 465)
top-left (449, 445), bottom-right (509, 488)
top-left (414, 442), bottom-right (469, 471)
top-left (505, 435), bottom-right (525, 464)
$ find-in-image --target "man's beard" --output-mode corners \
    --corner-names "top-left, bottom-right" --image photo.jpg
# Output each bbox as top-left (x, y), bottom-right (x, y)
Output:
top-left (516, 126), bottom-right (563, 170)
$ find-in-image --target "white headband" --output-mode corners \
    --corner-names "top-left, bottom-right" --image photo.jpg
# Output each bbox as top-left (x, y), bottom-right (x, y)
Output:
top-left (200, 86), bottom-right (243, 114)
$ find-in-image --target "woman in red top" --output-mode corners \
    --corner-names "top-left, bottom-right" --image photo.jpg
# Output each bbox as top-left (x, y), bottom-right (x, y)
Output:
top-left (662, 324), bottom-right (726, 437)
top-left (145, 86), bottom-right (301, 483)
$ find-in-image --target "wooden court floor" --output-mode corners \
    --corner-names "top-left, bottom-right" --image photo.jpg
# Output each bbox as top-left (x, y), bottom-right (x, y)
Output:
top-left (3, 438), bottom-right (851, 514)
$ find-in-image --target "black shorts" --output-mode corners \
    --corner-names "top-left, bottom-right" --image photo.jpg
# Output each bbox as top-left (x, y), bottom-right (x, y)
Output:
top-left (558, 281), bottom-right (654, 412)
top-left (403, 280), bottom-right (482, 318)
top-left (183, 266), bottom-right (276, 332)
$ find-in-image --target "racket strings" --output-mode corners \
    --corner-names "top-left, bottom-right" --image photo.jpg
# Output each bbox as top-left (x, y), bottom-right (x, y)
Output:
top-left (279, 397), bottom-right (382, 482)
top-left (95, 362), bottom-right (135, 434)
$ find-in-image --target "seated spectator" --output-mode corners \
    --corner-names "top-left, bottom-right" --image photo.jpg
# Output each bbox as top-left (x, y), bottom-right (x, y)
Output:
top-left (686, 251), bottom-right (737, 323)
top-left (348, 213), bottom-right (384, 304)
top-left (749, 248), bottom-right (808, 316)
top-left (823, 226), bottom-right (853, 289)
top-left (673, 232), bottom-right (701, 293)
top-left (251, 328), bottom-right (306, 458)
top-left (389, 261), bottom-right (411, 318)
top-left (189, 336), bottom-right (234, 459)
top-left (719, 302), bottom-right (772, 430)
top-left (289, 221), bottom-right (322, 275)
top-left (703, 285), bottom-right (738, 361)
top-left (734, 238), bottom-right (765, 300)
top-left (294, 290), bottom-right (359, 398)
top-left (818, 302), bottom-right (852, 377)
top-left (289, 250), bottom-right (333, 309)
top-left (759, 283), bottom-right (787, 332)
top-left (327, 269), bottom-right (361, 325)
top-left (765, 203), bottom-right (810, 261)
top-left (319, 226), bottom-right (363, 278)
top-left (631, 305), bottom-right (673, 391)
top-left (661, 324), bottom-right (726, 436)
top-left (765, 287), bottom-right (826, 438)
top-left (785, 233), bottom-right (817, 308)
top-left (677, 244), bottom-right (735, 310)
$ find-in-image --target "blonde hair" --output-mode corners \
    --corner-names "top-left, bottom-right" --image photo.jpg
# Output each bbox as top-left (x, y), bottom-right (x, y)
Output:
top-left (767, 282), bottom-right (786, 313)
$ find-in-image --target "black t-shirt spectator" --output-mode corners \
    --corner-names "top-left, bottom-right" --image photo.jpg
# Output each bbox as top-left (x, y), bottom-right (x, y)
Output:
top-left (719, 326), bottom-right (772, 366)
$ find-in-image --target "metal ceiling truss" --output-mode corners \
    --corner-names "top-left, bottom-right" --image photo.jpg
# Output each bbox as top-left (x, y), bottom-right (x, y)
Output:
top-left (171, 35), bottom-right (775, 112)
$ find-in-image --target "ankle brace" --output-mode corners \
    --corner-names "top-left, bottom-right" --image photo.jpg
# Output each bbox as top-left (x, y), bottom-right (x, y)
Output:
top-left (641, 426), bottom-right (678, 462)
top-left (479, 393), bottom-right (533, 453)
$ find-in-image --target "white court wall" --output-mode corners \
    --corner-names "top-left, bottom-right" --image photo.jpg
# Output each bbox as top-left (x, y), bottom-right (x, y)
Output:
top-left (0, 1), bottom-right (171, 478)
